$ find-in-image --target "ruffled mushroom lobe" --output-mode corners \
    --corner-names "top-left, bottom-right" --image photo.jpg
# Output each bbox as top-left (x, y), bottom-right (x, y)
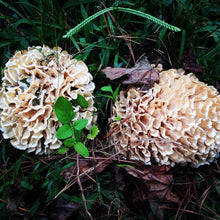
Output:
top-left (110, 69), bottom-right (220, 167)
top-left (0, 45), bottom-right (97, 154)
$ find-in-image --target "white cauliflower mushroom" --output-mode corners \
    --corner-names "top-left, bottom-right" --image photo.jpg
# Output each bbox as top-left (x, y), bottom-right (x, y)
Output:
top-left (110, 69), bottom-right (220, 167)
top-left (0, 45), bottom-right (97, 154)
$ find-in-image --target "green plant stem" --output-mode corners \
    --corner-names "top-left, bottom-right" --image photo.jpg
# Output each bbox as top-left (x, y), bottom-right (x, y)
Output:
top-left (63, 7), bottom-right (181, 38)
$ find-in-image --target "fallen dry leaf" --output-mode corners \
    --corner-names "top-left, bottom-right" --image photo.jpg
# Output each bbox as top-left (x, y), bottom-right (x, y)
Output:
top-left (102, 56), bottom-right (160, 89)
top-left (120, 164), bottom-right (179, 219)
top-left (60, 160), bottom-right (179, 219)
top-left (114, 166), bottom-right (126, 191)
top-left (6, 184), bottom-right (26, 214)
top-left (48, 200), bottom-right (82, 220)
top-left (60, 159), bottom-right (111, 181)
top-left (124, 165), bottom-right (179, 204)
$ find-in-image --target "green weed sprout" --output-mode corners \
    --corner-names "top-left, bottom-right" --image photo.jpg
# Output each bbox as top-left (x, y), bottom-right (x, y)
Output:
top-left (54, 96), bottom-right (99, 156)
top-left (100, 84), bottom-right (122, 121)
top-left (100, 84), bottom-right (120, 103)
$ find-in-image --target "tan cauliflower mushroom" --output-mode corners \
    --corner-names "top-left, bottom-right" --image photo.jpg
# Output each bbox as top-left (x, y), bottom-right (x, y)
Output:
top-left (0, 45), bottom-right (97, 154)
top-left (110, 69), bottom-right (220, 167)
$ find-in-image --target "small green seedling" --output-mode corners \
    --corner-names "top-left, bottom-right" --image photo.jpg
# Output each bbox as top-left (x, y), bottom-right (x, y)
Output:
top-left (54, 95), bottom-right (99, 156)
top-left (87, 126), bottom-right (100, 140)
top-left (100, 84), bottom-right (120, 102)
top-left (115, 116), bottom-right (122, 121)
top-left (100, 85), bottom-right (122, 120)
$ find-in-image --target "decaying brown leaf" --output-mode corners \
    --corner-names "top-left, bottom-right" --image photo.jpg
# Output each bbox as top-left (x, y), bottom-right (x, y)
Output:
top-left (60, 159), bottom-right (111, 181)
top-left (61, 160), bottom-right (179, 204)
top-left (48, 200), bottom-right (82, 220)
top-left (6, 184), bottom-right (26, 216)
top-left (124, 165), bottom-right (179, 204)
top-left (110, 163), bottom-right (180, 219)
top-left (114, 166), bottom-right (126, 191)
top-left (102, 56), bottom-right (160, 89)
top-left (60, 159), bottom-right (179, 219)
top-left (121, 164), bottom-right (179, 219)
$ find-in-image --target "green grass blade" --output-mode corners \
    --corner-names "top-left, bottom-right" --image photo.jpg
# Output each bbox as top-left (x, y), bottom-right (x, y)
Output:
top-left (63, 7), bottom-right (111, 38)
top-left (12, 18), bottom-right (32, 30)
top-left (14, 0), bottom-right (39, 10)
top-left (70, 36), bottom-right (81, 51)
top-left (179, 29), bottom-right (186, 60)
top-left (63, 7), bottom-right (181, 38)
top-left (198, 42), bottom-right (220, 60)
top-left (78, 42), bottom-right (114, 49)
top-left (1, 1), bottom-right (24, 18)
top-left (63, 0), bottom-right (98, 9)
top-left (0, 40), bottom-right (19, 48)
top-left (39, 0), bottom-right (45, 44)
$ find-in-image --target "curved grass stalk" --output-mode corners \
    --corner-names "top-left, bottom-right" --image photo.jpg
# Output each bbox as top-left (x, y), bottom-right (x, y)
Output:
top-left (63, 7), bottom-right (181, 38)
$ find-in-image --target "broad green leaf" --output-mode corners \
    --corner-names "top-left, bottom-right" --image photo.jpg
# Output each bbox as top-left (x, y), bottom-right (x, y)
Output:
top-left (57, 146), bottom-right (68, 154)
top-left (63, 138), bottom-right (76, 147)
top-left (74, 142), bottom-right (89, 157)
top-left (74, 128), bottom-right (83, 142)
top-left (76, 94), bottom-right (89, 108)
top-left (54, 97), bottom-right (75, 124)
top-left (73, 119), bottom-right (88, 130)
top-left (87, 126), bottom-right (99, 140)
top-left (56, 124), bottom-right (73, 139)
top-left (100, 85), bottom-right (113, 93)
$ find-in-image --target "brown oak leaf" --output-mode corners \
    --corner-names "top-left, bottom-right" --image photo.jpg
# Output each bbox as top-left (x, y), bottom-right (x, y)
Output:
top-left (102, 56), bottom-right (160, 89)
top-left (124, 165), bottom-right (179, 204)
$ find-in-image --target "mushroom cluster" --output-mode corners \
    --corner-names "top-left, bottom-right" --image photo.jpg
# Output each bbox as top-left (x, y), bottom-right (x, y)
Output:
top-left (110, 69), bottom-right (220, 167)
top-left (0, 45), bottom-right (97, 154)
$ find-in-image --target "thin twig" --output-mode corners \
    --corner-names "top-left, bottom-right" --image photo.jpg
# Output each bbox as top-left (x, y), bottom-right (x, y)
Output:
top-left (159, 206), bottom-right (217, 220)
top-left (103, 115), bottom-right (131, 139)
top-left (175, 183), bottom-right (191, 220)
top-left (101, 2), bottom-right (136, 63)
top-left (54, 151), bottom-right (122, 199)
top-left (0, 198), bottom-right (47, 216)
top-left (77, 154), bottom-right (93, 220)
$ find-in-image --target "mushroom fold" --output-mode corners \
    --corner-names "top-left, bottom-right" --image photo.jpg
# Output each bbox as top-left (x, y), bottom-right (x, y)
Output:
top-left (110, 69), bottom-right (220, 167)
top-left (0, 45), bottom-right (97, 154)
